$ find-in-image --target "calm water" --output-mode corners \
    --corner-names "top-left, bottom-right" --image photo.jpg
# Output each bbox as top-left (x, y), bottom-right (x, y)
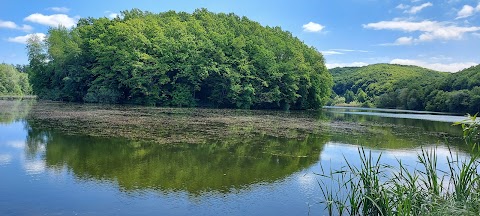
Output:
top-left (0, 100), bottom-right (471, 215)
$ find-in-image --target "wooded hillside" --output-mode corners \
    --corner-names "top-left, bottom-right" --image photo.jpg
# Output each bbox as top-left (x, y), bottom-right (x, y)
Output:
top-left (330, 64), bottom-right (480, 114)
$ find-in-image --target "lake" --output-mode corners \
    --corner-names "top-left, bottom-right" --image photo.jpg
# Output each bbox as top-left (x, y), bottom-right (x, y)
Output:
top-left (0, 100), bottom-right (471, 215)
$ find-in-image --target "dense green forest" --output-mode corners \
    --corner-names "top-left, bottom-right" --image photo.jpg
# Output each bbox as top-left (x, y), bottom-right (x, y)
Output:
top-left (26, 9), bottom-right (332, 110)
top-left (330, 64), bottom-right (480, 114)
top-left (0, 63), bottom-right (31, 96)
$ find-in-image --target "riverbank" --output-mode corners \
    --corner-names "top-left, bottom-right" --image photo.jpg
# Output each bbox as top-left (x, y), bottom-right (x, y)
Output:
top-left (0, 95), bottom-right (37, 100)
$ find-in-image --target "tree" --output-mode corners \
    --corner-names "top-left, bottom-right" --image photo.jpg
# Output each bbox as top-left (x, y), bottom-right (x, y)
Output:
top-left (344, 90), bottom-right (355, 103)
top-left (26, 34), bottom-right (48, 96)
top-left (0, 64), bottom-right (31, 96)
top-left (27, 9), bottom-right (333, 110)
top-left (356, 88), bottom-right (367, 103)
top-left (330, 63), bottom-right (480, 113)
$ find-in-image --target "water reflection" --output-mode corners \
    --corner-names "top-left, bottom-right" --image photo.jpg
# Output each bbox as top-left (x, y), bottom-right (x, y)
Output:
top-left (0, 100), bottom-right (475, 215)
top-left (18, 103), bottom-right (469, 195)
top-left (324, 108), bottom-right (463, 135)
top-left (23, 159), bottom-right (47, 175)
top-left (0, 99), bottom-right (35, 124)
top-left (319, 107), bottom-right (466, 151)
top-left (25, 126), bottom-right (328, 194)
top-left (0, 154), bottom-right (12, 165)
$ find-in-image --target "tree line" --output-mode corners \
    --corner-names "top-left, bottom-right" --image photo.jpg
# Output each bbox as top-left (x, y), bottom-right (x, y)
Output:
top-left (26, 8), bottom-right (332, 110)
top-left (0, 64), bottom-right (31, 96)
top-left (330, 64), bottom-right (480, 114)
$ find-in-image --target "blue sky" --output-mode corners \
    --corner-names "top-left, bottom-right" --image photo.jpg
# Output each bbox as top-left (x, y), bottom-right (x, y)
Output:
top-left (1, 0), bottom-right (479, 72)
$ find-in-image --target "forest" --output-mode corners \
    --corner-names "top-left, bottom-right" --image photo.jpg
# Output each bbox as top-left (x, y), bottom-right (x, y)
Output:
top-left (330, 64), bottom-right (480, 114)
top-left (25, 9), bottom-right (332, 110)
top-left (0, 64), bottom-right (31, 96)
top-left (6, 8), bottom-right (478, 113)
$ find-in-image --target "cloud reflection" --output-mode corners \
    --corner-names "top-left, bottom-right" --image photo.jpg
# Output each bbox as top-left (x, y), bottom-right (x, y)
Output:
top-left (5, 140), bottom-right (26, 149)
top-left (0, 154), bottom-right (13, 165)
top-left (23, 160), bottom-right (46, 175)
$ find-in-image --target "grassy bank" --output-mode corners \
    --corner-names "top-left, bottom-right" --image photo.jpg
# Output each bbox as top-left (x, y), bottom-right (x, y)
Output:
top-left (318, 116), bottom-right (480, 215)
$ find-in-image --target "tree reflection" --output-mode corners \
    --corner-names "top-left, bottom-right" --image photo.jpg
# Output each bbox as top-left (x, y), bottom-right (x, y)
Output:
top-left (25, 122), bottom-right (328, 194)
top-left (0, 99), bottom-right (35, 124)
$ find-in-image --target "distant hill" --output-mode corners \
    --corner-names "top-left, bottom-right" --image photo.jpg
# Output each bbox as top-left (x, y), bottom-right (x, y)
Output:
top-left (329, 63), bottom-right (480, 114)
top-left (438, 64), bottom-right (480, 92)
top-left (331, 63), bottom-right (447, 97)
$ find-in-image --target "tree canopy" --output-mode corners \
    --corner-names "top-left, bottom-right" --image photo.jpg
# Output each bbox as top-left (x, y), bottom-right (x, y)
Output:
top-left (0, 64), bottom-right (31, 96)
top-left (330, 63), bottom-right (480, 114)
top-left (27, 8), bottom-right (332, 110)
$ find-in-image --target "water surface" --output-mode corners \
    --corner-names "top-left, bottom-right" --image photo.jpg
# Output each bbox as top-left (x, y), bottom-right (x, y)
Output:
top-left (0, 100), bottom-right (471, 215)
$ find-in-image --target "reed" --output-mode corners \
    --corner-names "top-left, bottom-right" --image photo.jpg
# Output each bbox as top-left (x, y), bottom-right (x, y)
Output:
top-left (318, 115), bottom-right (480, 215)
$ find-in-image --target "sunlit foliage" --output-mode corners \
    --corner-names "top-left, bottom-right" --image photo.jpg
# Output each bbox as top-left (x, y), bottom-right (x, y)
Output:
top-left (27, 9), bottom-right (332, 110)
top-left (330, 64), bottom-right (480, 114)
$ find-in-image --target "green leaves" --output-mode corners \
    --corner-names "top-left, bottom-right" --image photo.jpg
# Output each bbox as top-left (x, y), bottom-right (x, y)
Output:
top-left (331, 63), bottom-right (480, 113)
top-left (0, 64), bottom-right (32, 96)
top-left (27, 9), bottom-right (332, 109)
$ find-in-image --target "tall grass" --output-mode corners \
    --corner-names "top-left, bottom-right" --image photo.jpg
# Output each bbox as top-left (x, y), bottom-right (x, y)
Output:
top-left (318, 115), bottom-right (480, 215)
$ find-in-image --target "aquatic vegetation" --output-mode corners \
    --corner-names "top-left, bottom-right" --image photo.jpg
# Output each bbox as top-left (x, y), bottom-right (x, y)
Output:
top-left (317, 118), bottom-right (480, 216)
top-left (25, 101), bottom-right (366, 144)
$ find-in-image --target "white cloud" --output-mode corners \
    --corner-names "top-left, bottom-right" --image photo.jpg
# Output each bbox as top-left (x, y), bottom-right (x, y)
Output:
top-left (405, 2), bottom-right (433, 14)
top-left (104, 11), bottom-right (122, 20)
top-left (330, 49), bottom-right (370, 53)
top-left (390, 59), bottom-right (478, 72)
top-left (24, 13), bottom-right (77, 28)
top-left (321, 49), bottom-right (370, 56)
top-left (302, 22), bottom-right (325, 32)
top-left (364, 20), bottom-right (480, 44)
top-left (48, 7), bottom-right (70, 13)
top-left (396, 36), bottom-right (414, 45)
top-left (0, 20), bottom-right (32, 32)
top-left (364, 20), bottom-right (437, 32)
top-left (457, 5), bottom-right (475, 19)
top-left (381, 36), bottom-right (414, 46)
top-left (0, 20), bottom-right (16, 29)
top-left (326, 62), bottom-right (369, 69)
top-left (396, 4), bottom-right (410, 10)
top-left (108, 13), bottom-right (119, 19)
top-left (456, 4), bottom-right (480, 19)
top-left (7, 33), bottom-right (46, 44)
top-left (321, 50), bottom-right (344, 56)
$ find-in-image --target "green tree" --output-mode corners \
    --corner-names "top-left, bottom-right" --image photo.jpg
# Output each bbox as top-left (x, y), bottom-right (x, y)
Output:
top-left (344, 90), bottom-right (355, 103)
top-left (26, 34), bottom-right (48, 96)
top-left (0, 64), bottom-right (31, 96)
top-left (27, 8), bottom-right (333, 110)
top-left (356, 88), bottom-right (367, 103)
top-left (330, 63), bottom-right (480, 113)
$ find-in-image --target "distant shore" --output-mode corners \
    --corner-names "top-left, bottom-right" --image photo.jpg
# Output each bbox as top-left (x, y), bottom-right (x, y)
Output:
top-left (0, 95), bottom-right (37, 100)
